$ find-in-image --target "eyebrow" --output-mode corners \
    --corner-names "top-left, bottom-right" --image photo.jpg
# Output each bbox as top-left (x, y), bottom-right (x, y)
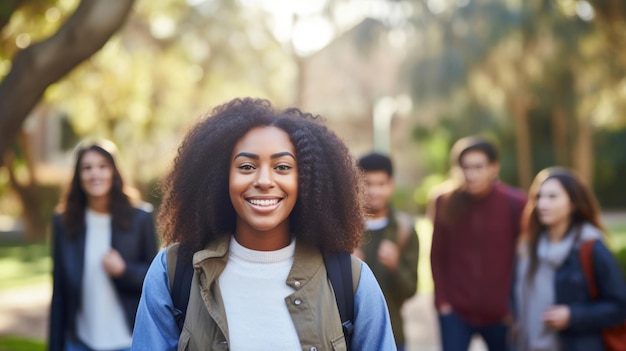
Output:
top-left (233, 151), bottom-right (296, 160)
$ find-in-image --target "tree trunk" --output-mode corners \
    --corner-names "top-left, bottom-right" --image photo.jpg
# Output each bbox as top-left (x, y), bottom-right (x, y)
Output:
top-left (0, 0), bottom-right (136, 157)
top-left (552, 106), bottom-right (569, 167)
top-left (573, 114), bottom-right (594, 186)
top-left (294, 55), bottom-right (306, 108)
top-left (4, 141), bottom-right (47, 242)
top-left (512, 98), bottom-right (533, 190)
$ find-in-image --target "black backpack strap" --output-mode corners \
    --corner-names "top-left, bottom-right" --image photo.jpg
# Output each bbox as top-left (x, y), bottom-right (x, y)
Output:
top-left (323, 250), bottom-right (354, 350)
top-left (166, 244), bottom-right (194, 332)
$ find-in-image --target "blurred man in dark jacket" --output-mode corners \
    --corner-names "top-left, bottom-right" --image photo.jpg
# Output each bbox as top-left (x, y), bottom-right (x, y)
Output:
top-left (356, 152), bottom-right (419, 351)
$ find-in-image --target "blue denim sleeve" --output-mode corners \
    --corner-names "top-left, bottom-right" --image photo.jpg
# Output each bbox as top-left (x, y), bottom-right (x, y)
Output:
top-left (131, 249), bottom-right (180, 351)
top-left (352, 261), bottom-right (398, 351)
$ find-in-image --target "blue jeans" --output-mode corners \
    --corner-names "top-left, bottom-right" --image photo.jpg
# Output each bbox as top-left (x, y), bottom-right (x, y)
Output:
top-left (65, 338), bottom-right (131, 351)
top-left (438, 312), bottom-right (507, 351)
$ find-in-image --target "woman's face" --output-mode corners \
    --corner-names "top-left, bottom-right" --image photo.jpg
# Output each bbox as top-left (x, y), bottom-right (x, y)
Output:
top-left (229, 126), bottom-right (298, 248)
top-left (536, 178), bottom-right (573, 229)
top-left (80, 150), bottom-right (114, 201)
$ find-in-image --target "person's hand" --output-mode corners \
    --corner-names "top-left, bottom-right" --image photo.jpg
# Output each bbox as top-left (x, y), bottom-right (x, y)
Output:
top-left (102, 249), bottom-right (126, 278)
top-left (377, 239), bottom-right (400, 272)
top-left (439, 303), bottom-right (453, 315)
top-left (353, 247), bottom-right (365, 260)
top-left (543, 305), bottom-right (570, 330)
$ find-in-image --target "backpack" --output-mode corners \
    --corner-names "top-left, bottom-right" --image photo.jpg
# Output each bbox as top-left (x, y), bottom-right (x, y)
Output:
top-left (579, 240), bottom-right (626, 351)
top-left (166, 244), bottom-right (360, 350)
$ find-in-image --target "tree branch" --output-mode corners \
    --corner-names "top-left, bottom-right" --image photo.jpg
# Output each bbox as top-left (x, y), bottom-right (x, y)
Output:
top-left (0, 0), bottom-right (136, 157)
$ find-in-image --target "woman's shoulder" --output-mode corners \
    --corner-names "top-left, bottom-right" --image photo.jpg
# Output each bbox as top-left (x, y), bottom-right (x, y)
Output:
top-left (577, 223), bottom-right (606, 249)
top-left (130, 204), bottom-right (155, 223)
top-left (133, 202), bottom-right (154, 215)
top-left (579, 221), bottom-right (602, 237)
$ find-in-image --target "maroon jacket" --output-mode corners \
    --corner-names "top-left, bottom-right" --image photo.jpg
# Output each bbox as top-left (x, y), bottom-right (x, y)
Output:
top-left (431, 182), bottom-right (527, 325)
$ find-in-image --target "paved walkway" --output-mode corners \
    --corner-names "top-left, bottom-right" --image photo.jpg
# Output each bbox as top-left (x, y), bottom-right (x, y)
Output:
top-left (0, 283), bottom-right (488, 351)
top-left (0, 283), bottom-right (50, 341)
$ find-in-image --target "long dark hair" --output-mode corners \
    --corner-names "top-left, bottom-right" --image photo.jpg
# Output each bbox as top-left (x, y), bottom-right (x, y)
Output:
top-left (158, 98), bottom-right (365, 260)
top-left (59, 139), bottom-right (134, 238)
top-left (520, 167), bottom-right (605, 279)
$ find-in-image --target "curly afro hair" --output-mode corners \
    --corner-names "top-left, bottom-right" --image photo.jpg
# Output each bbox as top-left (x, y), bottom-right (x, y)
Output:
top-left (158, 97), bottom-right (365, 259)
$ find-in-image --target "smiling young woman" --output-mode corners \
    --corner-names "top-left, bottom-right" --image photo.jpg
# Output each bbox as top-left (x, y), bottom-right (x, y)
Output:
top-left (228, 126), bottom-right (298, 251)
top-left (49, 139), bottom-right (158, 351)
top-left (132, 98), bottom-right (396, 351)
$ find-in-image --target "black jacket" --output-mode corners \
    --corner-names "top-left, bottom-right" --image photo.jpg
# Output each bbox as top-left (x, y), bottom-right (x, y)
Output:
top-left (49, 208), bottom-right (158, 351)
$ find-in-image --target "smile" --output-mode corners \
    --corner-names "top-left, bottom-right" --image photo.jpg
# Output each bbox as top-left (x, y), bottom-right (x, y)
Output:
top-left (247, 198), bottom-right (281, 206)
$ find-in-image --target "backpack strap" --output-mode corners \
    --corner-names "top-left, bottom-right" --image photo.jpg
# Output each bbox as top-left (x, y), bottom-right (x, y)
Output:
top-left (323, 250), bottom-right (359, 351)
top-left (579, 240), bottom-right (598, 299)
top-left (166, 243), bottom-right (194, 332)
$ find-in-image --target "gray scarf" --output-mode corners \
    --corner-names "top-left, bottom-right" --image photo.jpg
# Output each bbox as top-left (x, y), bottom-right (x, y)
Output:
top-left (514, 223), bottom-right (603, 351)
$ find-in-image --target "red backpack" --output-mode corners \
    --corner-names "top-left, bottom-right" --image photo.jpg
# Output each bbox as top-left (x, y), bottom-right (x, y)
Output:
top-left (579, 240), bottom-right (626, 351)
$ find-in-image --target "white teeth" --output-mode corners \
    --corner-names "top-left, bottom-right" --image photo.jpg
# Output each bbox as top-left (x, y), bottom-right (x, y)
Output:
top-left (248, 199), bottom-right (279, 206)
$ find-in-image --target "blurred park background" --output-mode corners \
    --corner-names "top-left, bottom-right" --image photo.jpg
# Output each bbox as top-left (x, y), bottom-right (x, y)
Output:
top-left (1, 0), bottom-right (626, 350)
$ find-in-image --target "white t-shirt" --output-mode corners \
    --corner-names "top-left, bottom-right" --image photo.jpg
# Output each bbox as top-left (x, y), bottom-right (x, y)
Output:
top-left (75, 209), bottom-right (132, 350)
top-left (219, 237), bottom-right (299, 350)
top-left (366, 216), bottom-right (389, 231)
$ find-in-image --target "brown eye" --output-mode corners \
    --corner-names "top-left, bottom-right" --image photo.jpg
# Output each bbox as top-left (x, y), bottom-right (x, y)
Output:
top-left (275, 165), bottom-right (292, 171)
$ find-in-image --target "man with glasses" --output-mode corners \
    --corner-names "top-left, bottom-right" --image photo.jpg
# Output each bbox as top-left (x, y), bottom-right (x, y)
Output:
top-left (430, 137), bottom-right (527, 351)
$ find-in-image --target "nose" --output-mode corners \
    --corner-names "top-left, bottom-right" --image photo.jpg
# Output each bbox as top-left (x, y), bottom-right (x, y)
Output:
top-left (254, 166), bottom-right (274, 189)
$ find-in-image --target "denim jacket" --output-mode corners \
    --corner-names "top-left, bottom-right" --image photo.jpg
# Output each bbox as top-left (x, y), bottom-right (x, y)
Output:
top-left (555, 239), bottom-right (626, 351)
top-left (132, 235), bottom-right (397, 351)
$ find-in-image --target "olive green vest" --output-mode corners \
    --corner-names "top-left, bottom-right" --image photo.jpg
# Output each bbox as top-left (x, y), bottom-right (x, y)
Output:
top-left (174, 235), bottom-right (361, 351)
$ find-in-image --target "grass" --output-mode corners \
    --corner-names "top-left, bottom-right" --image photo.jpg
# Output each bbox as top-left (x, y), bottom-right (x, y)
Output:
top-left (0, 241), bottom-right (51, 292)
top-left (0, 336), bottom-right (45, 351)
top-left (608, 224), bottom-right (626, 250)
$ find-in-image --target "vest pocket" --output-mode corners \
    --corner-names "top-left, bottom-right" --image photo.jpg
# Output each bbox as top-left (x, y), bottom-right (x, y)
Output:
top-left (330, 334), bottom-right (347, 351)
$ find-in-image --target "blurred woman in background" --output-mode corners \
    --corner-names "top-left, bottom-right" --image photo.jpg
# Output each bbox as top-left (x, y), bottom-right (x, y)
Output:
top-left (513, 167), bottom-right (626, 351)
top-left (49, 139), bottom-right (158, 351)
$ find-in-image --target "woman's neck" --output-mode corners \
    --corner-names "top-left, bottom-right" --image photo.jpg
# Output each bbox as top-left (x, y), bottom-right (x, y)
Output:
top-left (547, 221), bottom-right (571, 243)
top-left (88, 196), bottom-right (110, 214)
top-left (235, 222), bottom-right (291, 251)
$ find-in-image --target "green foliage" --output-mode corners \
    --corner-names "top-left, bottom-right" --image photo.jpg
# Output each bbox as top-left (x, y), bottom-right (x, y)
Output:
top-left (403, 0), bottom-right (626, 207)
top-left (41, 0), bottom-right (295, 188)
top-left (594, 129), bottom-right (626, 208)
top-left (0, 336), bottom-right (45, 351)
top-left (0, 241), bottom-right (51, 291)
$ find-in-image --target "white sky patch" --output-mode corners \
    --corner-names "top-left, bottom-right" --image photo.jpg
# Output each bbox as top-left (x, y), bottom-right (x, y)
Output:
top-left (238, 0), bottom-right (411, 56)
top-left (427, 0), bottom-right (447, 14)
top-left (46, 7), bottom-right (61, 22)
top-left (575, 1), bottom-right (594, 21)
top-left (16, 33), bottom-right (31, 49)
top-left (292, 16), bottom-right (335, 56)
top-left (150, 16), bottom-right (176, 39)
